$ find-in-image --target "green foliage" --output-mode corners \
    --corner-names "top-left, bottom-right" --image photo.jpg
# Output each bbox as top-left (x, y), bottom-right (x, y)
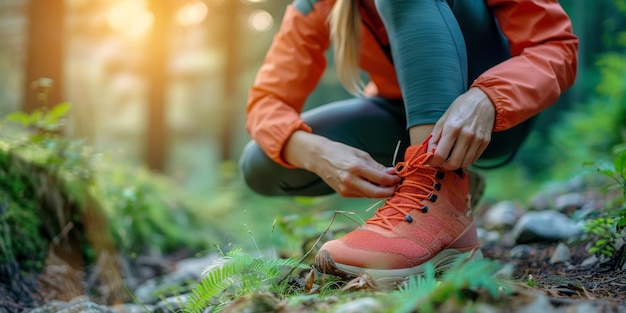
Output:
top-left (0, 105), bottom-right (90, 270)
top-left (93, 163), bottom-right (219, 255)
top-left (1, 103), bottom-right (228, 273)
top-left (6, 102), bottom-right (70, 135)
top-left (583, 149), bottom-right (626, 258)
top-left (584, 218), bottom-right (617, 257)
top-left (184, 248), bottom-right (309, 313)
top-left (388, 253), bottom-right (508, 313)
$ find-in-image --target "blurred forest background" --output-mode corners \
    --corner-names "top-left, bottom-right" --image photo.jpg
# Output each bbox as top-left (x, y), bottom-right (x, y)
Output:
top-left (0, 0), bottom-right (625, 259)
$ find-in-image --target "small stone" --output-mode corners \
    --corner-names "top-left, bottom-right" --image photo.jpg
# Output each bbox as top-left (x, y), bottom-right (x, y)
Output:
top-left (580, 255), bottom-right (599, 268)
top-left (153, 294), bottom-right (190, 313)
top-left (554, 193), bottom-right (585, 212)
top-left (57, 302), bottom-right (114, 313)
top-left (495, 262), bottom-right (517, 279)
top-left (509, 244), bottom-right (533, 259)
top-left (549, 243), bottom-right (571, 264)
top-left (511, 211), bottom-right (583, 244)
top-left (334, 297), bottom-right (384, 313)
top-left (483, 201), bottom-right (523, 230)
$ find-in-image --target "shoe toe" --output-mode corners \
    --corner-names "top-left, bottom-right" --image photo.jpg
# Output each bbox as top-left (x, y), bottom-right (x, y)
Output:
top-left (316, 228), bottom-right (430, 271)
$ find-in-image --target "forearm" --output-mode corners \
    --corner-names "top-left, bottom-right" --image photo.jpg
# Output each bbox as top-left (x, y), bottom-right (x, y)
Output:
top-left (282, 130), bottom-right (329, 172)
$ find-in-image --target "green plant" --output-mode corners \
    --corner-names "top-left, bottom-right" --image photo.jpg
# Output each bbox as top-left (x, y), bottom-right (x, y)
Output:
top-left (184, 248), bottom-right (309, 313)
top-left (1, 102), bottom-right (227, 273)
top-left (387, 253), bottom-right (508, 313)
top-left (584, 217), bottom-right (618, 257)
top-left (583, 149), bottom-right (626, 258)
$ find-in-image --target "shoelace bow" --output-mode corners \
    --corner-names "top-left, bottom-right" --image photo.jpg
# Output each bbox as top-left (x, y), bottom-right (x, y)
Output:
top-left (366, 152), bottom-right (438, 230)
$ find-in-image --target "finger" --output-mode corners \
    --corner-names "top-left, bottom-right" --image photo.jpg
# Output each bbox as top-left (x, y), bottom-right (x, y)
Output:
top-left (461, 140), bottom-right (482, 169)
top-left (429, 127), bottom-right (457, 167)
top-left (471, 133), bottom-right (491, 164)
top-left (442, 134), bottom-right (471, 170)
top-left (343, 176), bottom-right (396, 198)
top-left (429, 117), bottom-right (447, 152)
top-left (356, 165), bottom-right (401, 187)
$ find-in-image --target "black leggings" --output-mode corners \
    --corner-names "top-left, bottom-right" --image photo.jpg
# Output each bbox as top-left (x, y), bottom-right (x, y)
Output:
top-left (239, 0), bottom-right (535, 196)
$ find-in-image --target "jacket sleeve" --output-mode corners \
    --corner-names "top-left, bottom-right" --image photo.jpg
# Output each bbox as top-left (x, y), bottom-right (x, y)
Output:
top-left (245, 3), bottom-right (331, 168)
top-left (472, 0), bottom-right (579, 131)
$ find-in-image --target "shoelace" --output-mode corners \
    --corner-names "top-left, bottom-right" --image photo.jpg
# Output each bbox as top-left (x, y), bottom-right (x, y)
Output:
top-left (366, 152), bottom-right (439, 230)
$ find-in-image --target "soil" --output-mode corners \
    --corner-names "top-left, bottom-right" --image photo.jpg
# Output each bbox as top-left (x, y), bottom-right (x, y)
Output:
top-left (482, 240), bottom-right (626, 307)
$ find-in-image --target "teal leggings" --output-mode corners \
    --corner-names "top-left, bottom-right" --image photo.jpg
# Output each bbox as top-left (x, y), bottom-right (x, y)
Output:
top-left (239, 0), bottom-right (536, 196)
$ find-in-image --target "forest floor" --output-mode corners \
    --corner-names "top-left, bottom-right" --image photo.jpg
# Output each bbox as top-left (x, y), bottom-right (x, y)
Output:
top-left (481, 241), bottom-right (626, 309)
top-left (2, 231), bottom-right (626, 312)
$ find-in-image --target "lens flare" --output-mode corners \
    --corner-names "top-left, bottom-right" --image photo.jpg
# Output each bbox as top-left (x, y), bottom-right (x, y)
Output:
top-left (177, 1), bottom-right (209, 26)
top-left (107, 0), bottom-right (154, 38)
top-left (248, 9), bottom-right (273, 32)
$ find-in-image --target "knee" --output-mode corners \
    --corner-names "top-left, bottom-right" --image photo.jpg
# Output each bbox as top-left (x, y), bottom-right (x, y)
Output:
top-left (374, 0), bottom-right (413, 18)
top-left (238, 141), bottom-right (280, 196)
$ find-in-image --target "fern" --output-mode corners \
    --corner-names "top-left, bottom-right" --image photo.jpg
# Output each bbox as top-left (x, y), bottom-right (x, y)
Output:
top-left (183, 248), bottom-right (308, 313)
top-left (389, 253), bottom-right (507, 313)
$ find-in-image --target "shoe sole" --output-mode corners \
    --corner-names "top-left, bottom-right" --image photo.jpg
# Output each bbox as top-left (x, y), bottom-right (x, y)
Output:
top-left (315, 248), bottom-right (483, 286)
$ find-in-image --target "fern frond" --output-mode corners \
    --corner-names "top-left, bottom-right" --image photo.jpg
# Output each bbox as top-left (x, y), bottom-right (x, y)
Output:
top-left (184, 249), bottom-right (254, 313)
top-left (184, 249), bottom-right (309, 313)
top-left (389, 253), bottom-right (507, 313)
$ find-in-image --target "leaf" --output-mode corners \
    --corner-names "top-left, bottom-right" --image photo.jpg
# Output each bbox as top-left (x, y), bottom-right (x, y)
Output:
top-left (6, 112), bottom-right (31, 126)
top-left (48, 102), bottom-right (71, 120)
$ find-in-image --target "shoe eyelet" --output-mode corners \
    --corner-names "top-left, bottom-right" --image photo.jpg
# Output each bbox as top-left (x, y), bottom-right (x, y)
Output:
top-left (405, 215), bottom-right (413, 223)
top-left (435, 171), bottom-right (445, 179)
top-left (429, 194), bottom-right (438, 202)
top-left (433, 182), bottom-right (441, 191)
top-left (420, 205), bottom-right (429, 213)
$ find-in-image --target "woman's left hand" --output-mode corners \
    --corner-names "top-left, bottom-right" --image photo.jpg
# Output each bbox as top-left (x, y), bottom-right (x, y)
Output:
top-left (427, 87), bottom-right (496, 170)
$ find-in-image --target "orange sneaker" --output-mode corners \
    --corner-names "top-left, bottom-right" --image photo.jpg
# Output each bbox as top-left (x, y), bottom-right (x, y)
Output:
top-left (315, 140), bottom-right (480, 284)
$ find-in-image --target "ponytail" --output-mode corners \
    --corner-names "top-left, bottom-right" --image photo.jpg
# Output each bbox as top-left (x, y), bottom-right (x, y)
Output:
top-left (329, 0), bottom-right (364, 96)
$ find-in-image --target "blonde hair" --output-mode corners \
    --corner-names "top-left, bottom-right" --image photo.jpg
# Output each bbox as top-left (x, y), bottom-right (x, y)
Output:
top-left (329, 0), bottom-right (364, 95)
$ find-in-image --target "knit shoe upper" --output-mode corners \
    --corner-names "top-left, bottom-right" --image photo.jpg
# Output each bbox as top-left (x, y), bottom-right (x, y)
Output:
top-left (315, 140), bottom-right (479, 283)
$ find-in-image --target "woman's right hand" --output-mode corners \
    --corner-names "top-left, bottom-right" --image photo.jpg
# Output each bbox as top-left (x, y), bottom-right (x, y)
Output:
top-left (283, 131), bottom-right (400, 198)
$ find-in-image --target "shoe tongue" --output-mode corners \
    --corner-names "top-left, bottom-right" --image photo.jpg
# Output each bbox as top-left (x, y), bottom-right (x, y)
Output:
top-left (373, 143), bottom-right (434, 226)
top-left (393, 144), bottom-right (433, 200)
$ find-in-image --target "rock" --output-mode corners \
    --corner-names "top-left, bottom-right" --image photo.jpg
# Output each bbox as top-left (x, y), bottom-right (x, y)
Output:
top-left (511, 211), bottom-right (583, 244)
top-left (529, 192), bottom-right (553, 211)
top-left (153, 294), bottom-right (190, 313)
top-left (554, 193), bottom-right (585, 212)
top-left (482, 201), bottom-right (523, 230)
top-left (477, 227), bottom-right (501, 244)
top-left (334, 297), bottom-right (384, 313)
top-left (28, 301), bottom-right (71, 313)
top-left (509, 244), bottom-right (533, 259)
top-left (549, 243), bottom-right (571, 264)
top-left (133, 252), bottom-right (219, 304)
top-left (494, 262), bottom-right (517, 279)
top-left (57, 302), bottom-right (114, 313)
top-left (111, 304), bottom-right (154, 313)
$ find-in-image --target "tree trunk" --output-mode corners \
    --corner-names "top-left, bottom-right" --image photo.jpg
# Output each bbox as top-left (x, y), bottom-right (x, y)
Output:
top-left (23, 0), bottom-right (65, 112)
top-left (145, 0), bottom-right (170, 171)
top-left (220, 0), bottom-right (241, 161)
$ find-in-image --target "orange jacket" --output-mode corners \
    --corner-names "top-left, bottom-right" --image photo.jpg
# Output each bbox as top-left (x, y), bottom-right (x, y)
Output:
top-left (246, 0), bottom-right (578, 167)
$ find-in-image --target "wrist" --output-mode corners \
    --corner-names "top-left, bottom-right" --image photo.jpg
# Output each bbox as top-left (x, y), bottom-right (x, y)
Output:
top-left (283, 130), bottom-right (325, 171)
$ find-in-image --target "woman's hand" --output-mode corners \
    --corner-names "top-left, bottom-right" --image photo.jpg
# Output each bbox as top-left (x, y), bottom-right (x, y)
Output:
top-left (284, 131), bottom-right (400, 198)
top-left (427, 87), bottom-right (496, 170)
